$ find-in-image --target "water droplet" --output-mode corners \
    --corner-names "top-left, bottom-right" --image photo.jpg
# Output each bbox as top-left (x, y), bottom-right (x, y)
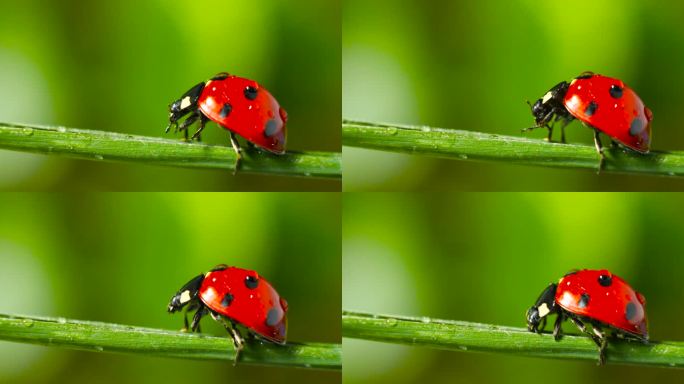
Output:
top-left (669, 362), bottom-right (676, 367)
top-left (667, 172), bottom-right (675, 176)
top-left (457, 154), bottom-right (468, 160)
top-left (56, 127), bottom-right (67, 133)
top-left (381, 127), bottom-right (398, 136)
top-left (421, 317), bottom-right (430, 324)
top-left (57, 317), bottom-right (67, 324)
top-left (421, 126), bottom-right (431, 132)
top-left (21, 319), bottom-right (34, 327)
top-left (94, 346), bottom-right (104, 352)
top-left (303, 364), bottom-right (311, 368)
top-left (458, 345), bottom-right (468, 351)
top-left (21, 128), bottom-right (34, 136)
top-left (384, 318), bottom-right (398, 327)
top-left (93, 154), bottom-right (104, 160)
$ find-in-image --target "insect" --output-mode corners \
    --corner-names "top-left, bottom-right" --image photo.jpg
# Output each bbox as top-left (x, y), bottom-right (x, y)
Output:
top-left (168, 265), bottom-right (288, 362)
top-left (166, 73), bottom-right (287, 169)
top-left (524, 72), bottom-right (653, 171)
top-left (526, 269), bottom-right (648, 365)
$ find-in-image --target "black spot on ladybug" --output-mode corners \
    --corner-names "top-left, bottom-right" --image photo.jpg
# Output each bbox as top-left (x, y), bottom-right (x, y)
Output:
top-left (598, 274), bottom-right (612, 287)
top-left (629, 118), bottom-right (645, 136)
top-left (221, 293), bottom-right (234, 307)
top-left (210, 264), bottom-right (228, 272)
top-left (610, 85), bottom-right (623, 99)
top-left (584, 101), bottom-right (598, 116)
top-left (219, 103), bottom-right (232, 119)
top-left (211, 73), bottom-right (229, 81)
top-left (244, 86), bottom-right (258, 100)
top-left (264, 119), bottom-right (279, 137)
top-left (576, 73), bottom-right (594, 80)
top-left (625, 302), bottom-right (638, 321)
top-left (578, 293), bottom-right (590, 309)
top-left (245, 275), bottom-right (259, 289)
top-left (265, 307), bottom-right (280, 327)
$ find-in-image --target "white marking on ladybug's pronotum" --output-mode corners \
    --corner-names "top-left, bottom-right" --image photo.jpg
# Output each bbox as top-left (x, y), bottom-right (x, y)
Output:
top-left (180, 96), bottom-right (192, 110)
top-left (542, 91), bottom-right (553, 104)
top-left (538, 302), bottom-right (550, 318)
top-left (179, 290), bottom-right (192, 304)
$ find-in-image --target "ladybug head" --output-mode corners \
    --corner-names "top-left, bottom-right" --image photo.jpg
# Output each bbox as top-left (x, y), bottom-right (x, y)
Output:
top-left (168, 273), bottom-right (204, 313)
top-left (526, 283), bottom-right (558, 333)
top-left (167, 82), bottom-right (206, 125)
top-left (529, 81), bottom-right (570, 126)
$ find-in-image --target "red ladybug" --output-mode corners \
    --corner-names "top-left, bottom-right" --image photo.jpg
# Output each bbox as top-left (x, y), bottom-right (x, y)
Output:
top-left (526, 269), bottom-right (648, 365)
top-left (166, 73), bottom-right (287, 167)
top-left (524, 72), bottom-right (653, 171)
top-left (168, 265), bottom-right (288, 362)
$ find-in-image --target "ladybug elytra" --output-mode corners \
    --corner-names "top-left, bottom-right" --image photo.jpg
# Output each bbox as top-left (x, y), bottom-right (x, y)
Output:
top-left (524, 72), bottom-right (653, 171)
top-left (526, 269), bottom-right (648, 365)
top-left (168, 265), bottom-right (288, 362)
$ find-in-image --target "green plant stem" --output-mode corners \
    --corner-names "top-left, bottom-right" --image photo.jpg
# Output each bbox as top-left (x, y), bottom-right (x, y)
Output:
top-left (0, 122), bottom-right (340, 178)
top-left (343, 311), bottom-right (684, 368)
top-left (0, 313), bottom-right (340, 370)
top-left (343, 119), bottom-right (684, 177)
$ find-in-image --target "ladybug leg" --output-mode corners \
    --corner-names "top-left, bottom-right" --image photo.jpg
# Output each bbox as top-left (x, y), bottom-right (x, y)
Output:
top-left (593, 129), bottom-right (606, 173)
top-left (569, 317), bottom-right (600, 344)
top-left (226, 321), bottom-right (245, 363)
top-left (592, 325), bottom-right (608, 365)
top-left (190, 305), bottom-right (208, 332)
top-left (558, 117), bottom-right (572, 144)
top-left (181, 301), bottom-right (199, 331)
top-left (569, 317), bottom-right (607, 364)
top-left (229, 132), bottom-right (243, 173)
top-left (538, 316), bottom-right (547, 332)
top-left (178, 111), bottom-right (200, 142)
top-left (552, 311), bottom-right (564, 341)
top-left (190, 113), bottom-right (209, 142)
top-left (211, 313), bottom-right (245, 364)
top-left (522, 110), bottom-right (556, 139)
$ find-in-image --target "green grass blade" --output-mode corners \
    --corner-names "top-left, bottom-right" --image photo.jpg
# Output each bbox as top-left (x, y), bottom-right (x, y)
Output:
top-left (343, 310), bottom-right (684, 368)
top-left (0, 313), bottom-right (340, 370)
top-left (343, 119), bottom-right (684, 176)
top-left (0, 122), bottom-right (341, 178)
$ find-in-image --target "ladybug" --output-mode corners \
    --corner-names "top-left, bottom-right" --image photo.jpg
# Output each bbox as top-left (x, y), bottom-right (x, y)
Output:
top-left (524, 72), bottom-right (653, 171)
top-left (526, 269), bottom-right (648, 365)
top-left (168, 265), bottom-right (288, 362)
top-left (166, 72), bottom-right (288, 167)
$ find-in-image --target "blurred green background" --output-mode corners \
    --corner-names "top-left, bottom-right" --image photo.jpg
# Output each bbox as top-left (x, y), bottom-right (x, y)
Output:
top-left (0, 0), bottom-right (340, 191)
top-left (0, 193), bottom-right (341, 383)
top-left (343, 0), bottom-right (684, 191)
top-left (343, 193), bottom-right (684, 383)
